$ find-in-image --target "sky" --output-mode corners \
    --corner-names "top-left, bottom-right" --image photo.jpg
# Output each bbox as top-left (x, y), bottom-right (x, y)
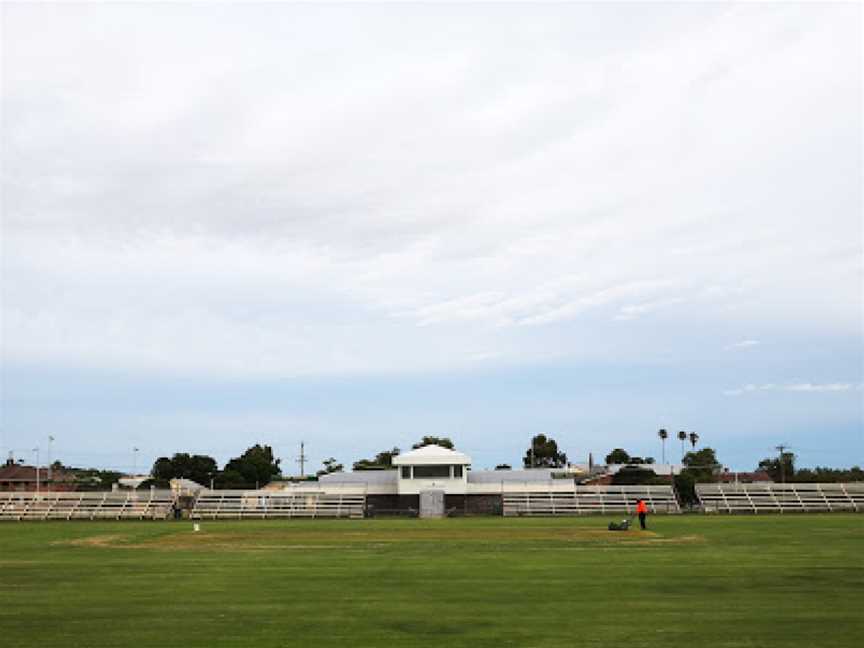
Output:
top-left (1, 2), bottom-right (862, 474)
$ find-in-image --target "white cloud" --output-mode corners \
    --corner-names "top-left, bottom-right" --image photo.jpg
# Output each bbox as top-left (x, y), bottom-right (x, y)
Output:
top-left (2, 3), bottom-right (861, 376)
top-left (613, 297), bottom-right (685, 322)
top-left (723, 383), bottom-right (861, 396)
top-left (724, 339), bottom-right (761, 350)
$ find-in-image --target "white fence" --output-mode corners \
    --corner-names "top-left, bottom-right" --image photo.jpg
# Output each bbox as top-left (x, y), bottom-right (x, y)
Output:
top-left (696, 483), bottom-right (864, 513)
top-left (503, 485), bottom-right (680, 516)
top-left (0, 490), bottom-right (176, 521)
top-left (191, 490), bottom-right (365, 519)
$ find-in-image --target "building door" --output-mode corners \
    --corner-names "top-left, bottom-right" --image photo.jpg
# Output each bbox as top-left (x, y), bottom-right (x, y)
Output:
top-left (419, 490), bottom-right (445, 518)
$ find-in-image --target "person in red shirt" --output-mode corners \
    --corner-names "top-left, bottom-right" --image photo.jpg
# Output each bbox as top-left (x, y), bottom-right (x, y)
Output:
top-left (636, 499), bottom-right (648, 530)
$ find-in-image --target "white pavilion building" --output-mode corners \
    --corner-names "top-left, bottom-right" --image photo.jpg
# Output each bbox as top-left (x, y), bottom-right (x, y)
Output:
top-left (314, 444), bottom-right (570, 517)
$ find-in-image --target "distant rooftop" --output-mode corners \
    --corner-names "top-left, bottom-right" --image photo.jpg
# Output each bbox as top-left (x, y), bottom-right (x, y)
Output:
top-left (318, 470), bottom-right (398, 485)
top-left (468, 469), bottom-right (564, 484)
top-left (0, 463), bottom-right (74, 483)
top-left (392, 445), bottom-right (471, 466)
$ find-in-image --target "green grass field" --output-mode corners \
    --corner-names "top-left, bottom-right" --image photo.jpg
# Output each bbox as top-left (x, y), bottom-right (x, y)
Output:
top-left (1, 515), bottom-right (861, 647)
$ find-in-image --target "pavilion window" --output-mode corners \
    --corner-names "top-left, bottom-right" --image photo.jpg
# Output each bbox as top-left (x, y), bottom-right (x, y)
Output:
top-left (412, 465), bottom-right (451, 479)
top-left (401, 466), bottom-right (412, 479)
top-left (453, 465), bottom-right (463, 478)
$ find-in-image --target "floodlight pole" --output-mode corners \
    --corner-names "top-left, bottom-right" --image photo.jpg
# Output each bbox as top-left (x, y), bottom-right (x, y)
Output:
top-left (33, 447), bottom-right (40, 493)
top-left (48, 435), bottom-right (55, 482)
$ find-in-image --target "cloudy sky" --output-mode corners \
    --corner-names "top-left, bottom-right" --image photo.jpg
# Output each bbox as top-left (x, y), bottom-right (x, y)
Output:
top-left (2, 2), bottom-right (861, 473)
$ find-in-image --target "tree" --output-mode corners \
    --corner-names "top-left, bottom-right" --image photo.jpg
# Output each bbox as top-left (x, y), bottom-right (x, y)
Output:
top-left (67, 467), bottom-right (123, 491)
top-left (353, 448), bottom-right (400, 471)
top-left (688, 432), bottom-right (700, 450)
top-left (151, 453), bottom-right (218, 486)
top-left (792, 465), bottom-right (863, 483)
top-left (657, 429), bottom-right (668, 464)
top-left (317, 457), bottom-right (344, 477)
top-left (611, 466), bottom-right (658, 485)
top-left (151, 457), bottom-right (175, 482)
top-left (674, 472), bottom-right (697, 506)
top-left (675, 447), bottom-right (720, 507)
top-left (758, 453), bottom-right (795, 483)
top-left (682, 448), bottom-right (720, 482)
top-left (523, 435), bottom-right (567, 468)
top-left (412, 436), bottom-right (454, 449)
top-left (222, 444), bottom-right (281, 487)
top-left (677, 430), bottom-right (688, 460)
top-left (605, 448), bottom-right (631, 464)
top-left (217, 469), bottom-right (246, 488)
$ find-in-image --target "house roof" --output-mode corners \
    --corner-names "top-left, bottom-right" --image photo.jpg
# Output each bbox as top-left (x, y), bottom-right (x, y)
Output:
top-left (0, 464), bottom-right (74, 482)
top-left (468, 469), bottom-right (562, 484)
top-left (606, 463), bottom-right (681, 476)
top-left (392, 445), bottom-right (471, 466)
top-left (318, 470), bottom-right (399, 485)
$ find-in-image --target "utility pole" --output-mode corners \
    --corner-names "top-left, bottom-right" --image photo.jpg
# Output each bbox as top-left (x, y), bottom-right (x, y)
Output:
top-left (32, 447), bottom-right (40, 493)
top-left (48, 436), bottom-right (55, 482)
top-left (775, 444), bottom-right (790, 483)
top-left (297, 441), bottom-right (307, 477)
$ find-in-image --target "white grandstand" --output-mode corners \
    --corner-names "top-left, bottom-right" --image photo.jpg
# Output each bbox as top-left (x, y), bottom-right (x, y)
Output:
top-left (192, 489), bottom-right (364, 519)
top-left (696, 482), bottom-right (864, 513)
top-left (0, 490), bottom-right (175, 521)
top-left (503, 485), bottom-right (680, 516)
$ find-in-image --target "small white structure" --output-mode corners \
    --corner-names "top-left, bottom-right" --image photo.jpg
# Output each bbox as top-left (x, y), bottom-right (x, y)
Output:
top-left (117, 474), bottom-right (150, 489)
top-left (393, 445), bottom-right (471, 495)
top-left (170, 478), bottom-right (207, 496)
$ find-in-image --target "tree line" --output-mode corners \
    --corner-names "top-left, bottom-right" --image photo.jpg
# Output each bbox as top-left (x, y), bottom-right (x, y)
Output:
top-left (148, 444), bottom-right (281, 489)
top-left (141, 432), bottom-right (861, 492)
top-left (756, 452), bottom-right (863, 484)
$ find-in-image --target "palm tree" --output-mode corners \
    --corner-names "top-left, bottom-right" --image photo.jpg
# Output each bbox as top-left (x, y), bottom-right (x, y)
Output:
top-left (657, 429), bottom-right (668, 464)
top-left (677, 430), bottom-right (687, 461)
top-left (688, 431), bottom-right (699, 450)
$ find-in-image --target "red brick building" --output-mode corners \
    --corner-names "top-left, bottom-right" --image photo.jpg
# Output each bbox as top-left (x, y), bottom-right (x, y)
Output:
top-left (0, 459), bottom-right (76, 491)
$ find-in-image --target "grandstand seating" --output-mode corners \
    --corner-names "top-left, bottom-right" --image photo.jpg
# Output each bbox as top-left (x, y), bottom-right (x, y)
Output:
top-left (696, 483), bottom-right (864, 513)
top-left (0, 490), bottom-right (176, 521)
top-left (191, 490), bottom-right (365, 519)
top-left (502, 485), bottom-right (680, 516)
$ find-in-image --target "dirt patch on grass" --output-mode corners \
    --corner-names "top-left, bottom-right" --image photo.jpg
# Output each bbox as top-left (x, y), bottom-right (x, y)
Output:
top-left (46, 527), bottom-right (704, 552)
top-left (141, 534), bottom-right (345, 551)
top-left (53, 534), bottom-right (129, 548)
top-left (52, 531), bottom-right (347, 552)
